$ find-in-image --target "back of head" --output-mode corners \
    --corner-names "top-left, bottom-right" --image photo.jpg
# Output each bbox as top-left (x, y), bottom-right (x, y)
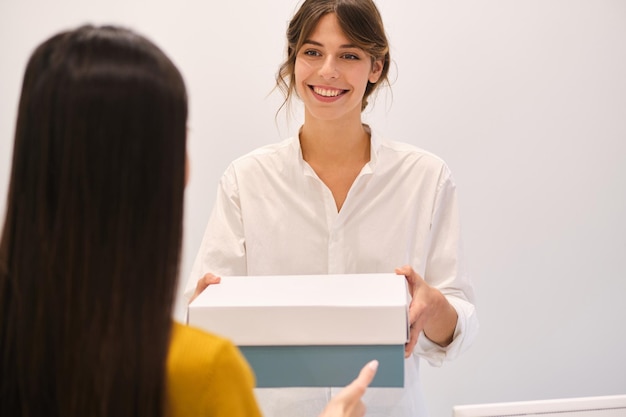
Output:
top-left (0, 25), bottom-right (187, 416)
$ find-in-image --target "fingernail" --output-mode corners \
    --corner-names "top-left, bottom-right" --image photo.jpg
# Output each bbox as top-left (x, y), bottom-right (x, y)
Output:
top-left (368, 360), bottom-right (379, 371)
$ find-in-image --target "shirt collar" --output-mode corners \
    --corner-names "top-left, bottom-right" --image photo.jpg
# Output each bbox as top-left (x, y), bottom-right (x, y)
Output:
top-left (364, 124), bottom-right (380, 174)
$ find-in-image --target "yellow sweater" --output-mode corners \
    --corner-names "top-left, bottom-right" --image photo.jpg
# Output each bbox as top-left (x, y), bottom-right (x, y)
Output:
top-left (166, 322), bottom-right (263, 417)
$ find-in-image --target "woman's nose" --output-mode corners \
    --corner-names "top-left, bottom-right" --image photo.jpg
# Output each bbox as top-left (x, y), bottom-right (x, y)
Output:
top-left (318, 56), bottom-right (339, 79)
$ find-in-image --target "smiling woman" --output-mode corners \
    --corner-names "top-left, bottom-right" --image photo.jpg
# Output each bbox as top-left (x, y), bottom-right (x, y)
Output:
top-left (294, 13), bottom-right (383, 122)
top-left (277, 0), bottom-right (390, 113)
top-left (184, 1), bottom-right (479, 417)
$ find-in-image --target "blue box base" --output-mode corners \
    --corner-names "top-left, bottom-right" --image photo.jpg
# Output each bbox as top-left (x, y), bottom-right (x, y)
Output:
top-left (239, 344), bottom-right (404, 388)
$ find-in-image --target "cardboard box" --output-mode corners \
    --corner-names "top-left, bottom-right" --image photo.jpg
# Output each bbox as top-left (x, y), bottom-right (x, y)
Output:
top-left (188, 273), bottom-right (409, 387)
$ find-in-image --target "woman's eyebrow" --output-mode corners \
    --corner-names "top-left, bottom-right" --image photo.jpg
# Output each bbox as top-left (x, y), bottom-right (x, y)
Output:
top-left (303, 39), bottom-right (359, 49)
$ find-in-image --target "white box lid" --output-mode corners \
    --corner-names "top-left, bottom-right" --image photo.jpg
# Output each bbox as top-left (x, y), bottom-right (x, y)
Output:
top-left (188, 273), bottom-right (409, 346)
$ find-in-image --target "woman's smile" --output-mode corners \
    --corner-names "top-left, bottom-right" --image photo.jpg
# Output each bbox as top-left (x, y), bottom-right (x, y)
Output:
top-left (310, 85), bottom-right (348, 101)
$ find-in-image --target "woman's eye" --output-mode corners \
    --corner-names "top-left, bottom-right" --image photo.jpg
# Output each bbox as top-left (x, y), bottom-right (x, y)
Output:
top-left (303, 49), bottom-right (321, 57)
top-left (342, 53), bottom-right (360, 60)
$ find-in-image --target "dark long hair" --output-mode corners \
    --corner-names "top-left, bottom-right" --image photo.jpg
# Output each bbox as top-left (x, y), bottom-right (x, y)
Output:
top-left (0, 25), bottom-right (187, 417)
top-left (276, 0), bottom-right (391, 113)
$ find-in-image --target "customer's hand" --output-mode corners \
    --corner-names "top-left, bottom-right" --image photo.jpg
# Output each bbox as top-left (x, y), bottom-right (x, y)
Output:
top-left (318, 360), bottom-right (378, 417)
top-left (189, 272), bottom-right (221, 303)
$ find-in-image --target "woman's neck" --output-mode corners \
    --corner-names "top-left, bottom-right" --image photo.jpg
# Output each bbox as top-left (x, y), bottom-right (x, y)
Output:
top-left (299, 117), bottom-right (371, 166)
top-left (298, 117), bottom-right (371, 212)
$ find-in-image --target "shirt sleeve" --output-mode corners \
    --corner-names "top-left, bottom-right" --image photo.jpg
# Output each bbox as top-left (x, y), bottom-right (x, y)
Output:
top-left (166, 324), bottom-right (263, 417)
top-left (205, 342), bottom-right (263, 417)
top-left (184, 165), bottom-right (248, 303)
top-left (414, 165), bottom-right (479, 366)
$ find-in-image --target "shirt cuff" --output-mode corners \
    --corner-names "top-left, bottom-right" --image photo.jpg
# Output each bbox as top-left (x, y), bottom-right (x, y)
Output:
top-left (414, 296), bottom-right (478, 367)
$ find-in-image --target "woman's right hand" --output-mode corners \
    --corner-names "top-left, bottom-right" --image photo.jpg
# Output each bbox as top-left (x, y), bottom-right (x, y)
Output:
top-left (189, 272), bottom-right (221, 303)
top-left (318, 360), bottom-right (379, 417)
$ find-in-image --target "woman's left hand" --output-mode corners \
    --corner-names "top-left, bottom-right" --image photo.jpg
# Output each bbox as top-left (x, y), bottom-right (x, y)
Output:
top-left (395, 265), bottom-right (458, 358)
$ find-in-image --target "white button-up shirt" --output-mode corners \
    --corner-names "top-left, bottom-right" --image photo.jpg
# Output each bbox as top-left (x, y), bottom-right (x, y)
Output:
top-left (186, 128), bottom-right (478, 417)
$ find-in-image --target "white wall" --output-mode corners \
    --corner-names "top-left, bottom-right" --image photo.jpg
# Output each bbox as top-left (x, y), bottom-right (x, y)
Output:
top-left (1, 1), bottom-right (624, 416)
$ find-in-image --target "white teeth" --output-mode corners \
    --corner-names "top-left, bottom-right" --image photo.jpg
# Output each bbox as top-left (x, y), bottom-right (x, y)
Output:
top-left (313, 87), bottom-right (343, 97)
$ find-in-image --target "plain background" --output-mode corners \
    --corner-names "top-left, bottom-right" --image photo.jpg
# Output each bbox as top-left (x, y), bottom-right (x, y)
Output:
top-left (1, 1), bottom-right (625, 416)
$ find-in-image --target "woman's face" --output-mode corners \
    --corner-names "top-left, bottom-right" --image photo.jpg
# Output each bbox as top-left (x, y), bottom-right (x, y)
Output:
top-left (294, 13), bottom-right (383, 123)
